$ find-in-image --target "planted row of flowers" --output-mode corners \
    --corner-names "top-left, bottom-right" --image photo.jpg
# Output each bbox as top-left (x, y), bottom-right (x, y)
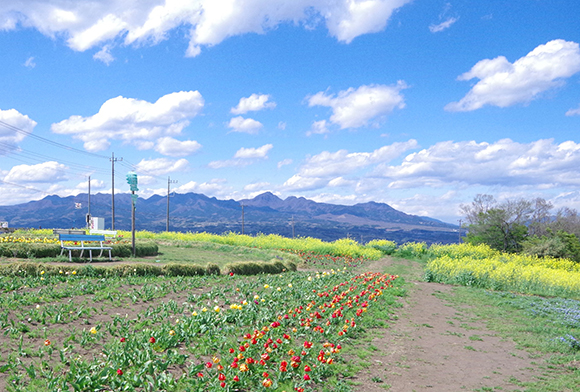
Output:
top-left (0, 267), bottom-right (401, 391)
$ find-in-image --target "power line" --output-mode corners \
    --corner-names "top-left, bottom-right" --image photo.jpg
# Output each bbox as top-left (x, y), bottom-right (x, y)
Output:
top-left (0, 141), bottom-right (109, 175)
top-left (0, 179), bottom-right (50, 195)
top-left (0, 120), bottom-right (109, 159)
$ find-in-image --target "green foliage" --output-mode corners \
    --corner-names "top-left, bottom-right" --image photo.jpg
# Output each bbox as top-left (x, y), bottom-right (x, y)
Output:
top-left (366, 239), bottom-right (397, 255)
top-left (465, 208), bottom-right (528, 253)
top-left (162, 263), bottom-right (206, 276)
top-left (224, 260), bottom-right (293, 275)
top-left (127, 230), bottom-right (384, 260)
top-left (0, 240), bottom-right (158, 259)
top-left (523, 231), bottom-right (580, 262)
top-left (394, 242), bottom-right (427, 259)
top-left (205, 262), bottom-right (221, 275)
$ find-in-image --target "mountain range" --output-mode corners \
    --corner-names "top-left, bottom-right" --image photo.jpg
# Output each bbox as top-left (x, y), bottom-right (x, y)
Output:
top-left (0, 192), bottom-right (460, 244)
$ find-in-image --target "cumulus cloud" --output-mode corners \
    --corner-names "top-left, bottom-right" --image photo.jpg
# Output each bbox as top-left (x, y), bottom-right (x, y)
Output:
top-left (244, 182), bottom-right (271, 192)
top-left (135, 158), bottom-right (189, 176)
top-left (155, 136), bottom-right (202, 157)
top-left (566, 104), bottom-right (580, 116)
top-left (277, 158), bottom-right (293, 168)
top-left (231, 94), bottom-right (276, 114)
top-left (306, 120), bottom-right (330, 136)
top-left (282, 140), bottom-right (417, 191)
top-left (307, 82), bottom-right (407, 129)
top-left (93, 44), bottom-right (114, 65)
top-left (51, 91), bottom-right (204, 151)
top-left (429, 17), bottom-right (458, 33)
top-left (0, 108), bottom-right (37, 151)
top-left (208, 144), bottom-right (273, 168)
top-left (228, 116), bottom-right (263, 134)
top-left (234, 144), bottom-right (273, 159)
top-left (374, 138), bottom-right (580, 189)
top-left (4, 161), bottom-right (68, 183)
top-left (0, 0), bottom-right (411, 58)
top-left (175, 178), bottom-right (231, 198)
top-left (446, 39), bottom-right (580, 111)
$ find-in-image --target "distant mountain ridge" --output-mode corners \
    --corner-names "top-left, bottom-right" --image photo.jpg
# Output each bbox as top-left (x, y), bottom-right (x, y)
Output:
top-left (0, 192), bottom-right (459, 244)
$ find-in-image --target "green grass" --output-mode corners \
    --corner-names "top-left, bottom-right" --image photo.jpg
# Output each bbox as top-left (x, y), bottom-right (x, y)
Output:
top-left (434, 285), bottom-right (580, 391)
top-left (127, 241), bottom-right (299, 267)
top-left (0, 241), bottom-right (300, 270)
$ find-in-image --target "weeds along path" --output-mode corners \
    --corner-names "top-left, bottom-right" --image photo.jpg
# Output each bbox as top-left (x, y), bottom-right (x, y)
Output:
top-left (347, 257), bottom-right (539, 392)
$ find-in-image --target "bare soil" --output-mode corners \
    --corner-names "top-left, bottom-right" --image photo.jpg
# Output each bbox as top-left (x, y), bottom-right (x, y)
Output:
top-left (346, 257), bottom-right (539, 391)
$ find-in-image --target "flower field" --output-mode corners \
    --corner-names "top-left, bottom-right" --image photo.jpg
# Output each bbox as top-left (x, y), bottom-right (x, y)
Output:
top-left (0, 258), bottom-right (402, 391)
top-left (424, 243), bottom-right (580, 298)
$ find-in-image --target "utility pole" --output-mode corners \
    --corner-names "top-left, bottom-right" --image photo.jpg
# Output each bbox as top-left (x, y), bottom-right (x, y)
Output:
top-left (291, 215), bottom-right (295, 239)
top-left (87, 175), bottom-right (91, 229)
top-left (241, 204), bottom-right (245, 235)
top-left (110, 152), bottom-right (122, 230)
top-left (166, 177), bottom-right (178, 232)
top-left (126, 172), bottom-right (138, 257)
top-left (458, 219), bottom-right (462, 243)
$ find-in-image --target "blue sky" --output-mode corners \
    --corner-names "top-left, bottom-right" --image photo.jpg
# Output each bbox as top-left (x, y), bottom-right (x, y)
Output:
top-left (0, 0), bottom-right (579, 224)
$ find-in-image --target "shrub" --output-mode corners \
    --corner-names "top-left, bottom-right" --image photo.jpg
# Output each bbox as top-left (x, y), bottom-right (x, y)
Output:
top-left (205, 263), bottom-right (221, 275)
top-left (162, 263), bottom-right (206, 276)
top-left (367, 239), bottom-right (397, 255)
top-left (0, 240), bottom-right (158, 259)
top-left (225, 260), bottom-right (293, 275)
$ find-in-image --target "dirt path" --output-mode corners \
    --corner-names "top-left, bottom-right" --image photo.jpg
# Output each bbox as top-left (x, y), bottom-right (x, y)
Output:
top-left (347, 257), bottom-right (539, 392)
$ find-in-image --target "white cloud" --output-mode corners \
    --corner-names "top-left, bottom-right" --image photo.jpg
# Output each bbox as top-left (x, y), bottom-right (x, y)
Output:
top-left (93, 44), bottom-right (114, 65)
top-left (277, 158), bottom-right (293, 168)
top-left (277, 121), bottom-right (286, 130)
top-left (234, 144), bottom-right (273, 159)
top-left (231, 94), bottom-right (276, 114)
top-left (0, 1), bottom-right (412, 57)
top-left (306, 120), bottom-right (330, 136)
top-left (307, 82), bottom-right (407, 129)
top-left (228, 116), bottom-right (263, 134)
top-left (296, 140), bottom-right (417, 178)
top-left (429, 17), bottom-right (458, 33)
top-left (327, 177), bottom-right (356, 187)
top-left (135, 158), bottom-right (189, 176)
top-left (23, 56), bottom-right (36, 68)
top-left (282, 140), bottom-right (417, 191)
top-left (374, 138), bottom-right (580, 189)
top-left (389, 191), bottom-right (462, 222)
top-left (446, 39), bottom-right (580, 112)
top-left (175, 179), bottom-right (231, 198)
top-left (155, 136), bottom-right (202, 157)
top-left (208, 144), bottom-right (272, 168)
top-left (566, 104), bottom-right (580, 116)
top-left (0, 109), bottom-right (37, 151)
top-left (244, 182), bottom-right (271, 192)
top-left (4, 161), bottom-right (68, 183)
top-left (51, 91), bottom-right (204, 151)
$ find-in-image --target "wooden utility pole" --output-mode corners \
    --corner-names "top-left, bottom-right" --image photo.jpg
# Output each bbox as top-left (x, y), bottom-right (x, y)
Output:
top-left (241, 204), bottom-right (245, 235)
top-left (458, 219), bottom-right (462, 243)
top-left (166, 177), bottom-right (178, 232)
top-left (87, 175), bottom-right (91, 228)
top-left (110, 152), bottom-right (122, 230)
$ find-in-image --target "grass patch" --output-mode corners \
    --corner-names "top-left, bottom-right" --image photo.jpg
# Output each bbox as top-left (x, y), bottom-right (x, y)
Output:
top-left (436, 285), bottom-right (580, 391)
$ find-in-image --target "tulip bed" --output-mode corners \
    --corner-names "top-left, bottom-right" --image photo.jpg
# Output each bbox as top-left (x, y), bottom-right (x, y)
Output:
top-left (0, 263), bottom-right (402, 391)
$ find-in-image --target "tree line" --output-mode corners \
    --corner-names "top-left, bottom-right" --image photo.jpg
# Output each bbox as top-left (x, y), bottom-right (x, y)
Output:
top-left (461, 194), bottom-right (580, 261)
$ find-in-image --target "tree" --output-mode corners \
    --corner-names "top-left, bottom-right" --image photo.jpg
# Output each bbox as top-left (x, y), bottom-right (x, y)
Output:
top-left (461, 195), bottom-right (532, 253)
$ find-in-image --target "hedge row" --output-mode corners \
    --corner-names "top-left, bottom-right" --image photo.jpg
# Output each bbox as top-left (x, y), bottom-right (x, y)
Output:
top-left (0, 241), bottom-right (158, 259)
top-left (224, 259), bottom-right (297, 275)
top-left (0, 259), bottom-right (297, 278)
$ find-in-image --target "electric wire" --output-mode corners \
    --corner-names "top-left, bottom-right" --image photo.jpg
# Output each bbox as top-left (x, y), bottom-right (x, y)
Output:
top-left (0, 120), bottom-right (109, 159)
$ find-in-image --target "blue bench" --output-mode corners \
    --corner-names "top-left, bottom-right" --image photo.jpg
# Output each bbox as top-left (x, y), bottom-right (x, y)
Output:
top-left (59, 234), bottom-right (113, 262)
